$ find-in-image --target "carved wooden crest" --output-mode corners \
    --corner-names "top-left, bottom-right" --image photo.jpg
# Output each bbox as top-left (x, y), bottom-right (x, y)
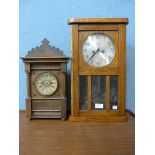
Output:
top-left (26, 38), bottom-right (66, 57)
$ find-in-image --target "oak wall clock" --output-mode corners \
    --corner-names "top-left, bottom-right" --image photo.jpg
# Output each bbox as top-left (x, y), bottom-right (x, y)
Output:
top-left (68, 18), bottom-right (128, 122)
top-left (21, 39), bottom-right (69, 120)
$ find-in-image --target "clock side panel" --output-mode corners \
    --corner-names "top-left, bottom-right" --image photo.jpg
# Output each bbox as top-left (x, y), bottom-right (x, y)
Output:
top-left (118, 24), bottom-right (127, 116)
top-left (31, 99), bottom-right (66, 119)
top-left (24, 63), bottom-right (31, 118)
top-left (70, 25), bottom-right (80, 117)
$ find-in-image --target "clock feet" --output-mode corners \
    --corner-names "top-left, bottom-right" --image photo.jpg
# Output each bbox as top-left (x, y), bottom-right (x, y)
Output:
top-left (61, 113), bottom-right (66, 121)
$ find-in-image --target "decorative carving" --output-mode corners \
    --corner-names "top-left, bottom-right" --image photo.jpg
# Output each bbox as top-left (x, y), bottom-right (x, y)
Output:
top-left (61, 63), bottom-right (67, 73)
top-left (25, 63), bottom-right (30, 73)
top-left (26, 38), bottom-right (65, 57)
top-left (26, 74), bottom-right (31, 97)
top-left (26, 98), bottom-right (31, 118)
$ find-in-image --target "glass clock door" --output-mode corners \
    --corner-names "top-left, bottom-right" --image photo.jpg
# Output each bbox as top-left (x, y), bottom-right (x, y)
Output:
top-left (92, 76), bottom-right (106, 110)
top-left (79, 75), bottom-right (119, 114)
top-left (79, 76), bottom-right (88, 110)
top-left (110, 76), bottom-right (118, 110)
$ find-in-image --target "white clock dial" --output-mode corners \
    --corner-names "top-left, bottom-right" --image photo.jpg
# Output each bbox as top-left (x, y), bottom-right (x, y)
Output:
top-left (82, 33), bottom-right (116, 67)
top-left (35, 72), bottom-right (58, 96)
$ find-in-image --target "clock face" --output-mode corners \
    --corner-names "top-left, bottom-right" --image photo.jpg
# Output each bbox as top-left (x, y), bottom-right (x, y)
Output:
top-left (82, 33), bottom-right (116, 67)
top-left (35, 72), bottom-right (58, 96)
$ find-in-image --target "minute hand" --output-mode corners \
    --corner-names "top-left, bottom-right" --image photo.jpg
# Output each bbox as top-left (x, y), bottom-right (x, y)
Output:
top-left (88, 48), bottom-right (100, 62)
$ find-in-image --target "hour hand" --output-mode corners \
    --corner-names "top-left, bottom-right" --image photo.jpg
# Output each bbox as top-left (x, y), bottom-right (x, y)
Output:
top-left (88, 48), bottom-right (100, 62)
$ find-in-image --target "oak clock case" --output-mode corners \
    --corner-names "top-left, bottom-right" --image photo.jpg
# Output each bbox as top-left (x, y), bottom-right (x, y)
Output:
top-left (68, 18), bottom-right (128, 122)
top-left (21, 39), bottom-right (69, 120)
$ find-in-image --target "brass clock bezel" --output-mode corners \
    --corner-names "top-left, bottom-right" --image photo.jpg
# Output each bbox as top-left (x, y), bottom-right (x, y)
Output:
top-left (79, 30), bottom-right (119, 75)
top-left (34, 72), bottom-right (58, 96)
top-left (82, 32), bottom-right (116, 68)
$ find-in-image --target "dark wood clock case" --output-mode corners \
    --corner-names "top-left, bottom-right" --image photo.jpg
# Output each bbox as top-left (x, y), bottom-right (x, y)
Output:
top-left (21, 39), bottom-right (69, 120)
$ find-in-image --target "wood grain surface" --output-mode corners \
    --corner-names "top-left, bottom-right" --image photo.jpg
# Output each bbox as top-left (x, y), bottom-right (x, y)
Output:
top-left (68, 18), bottom-right (128, 24)
top-left (19, 111), bottom-right (135, 155)
top-left (69, 18), bottom-right (128, 121)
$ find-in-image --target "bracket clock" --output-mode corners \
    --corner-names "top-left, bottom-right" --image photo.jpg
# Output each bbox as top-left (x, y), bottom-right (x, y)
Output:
top-left (68, 18), bottom-right (128, 122)
top-left (21, 39), bottom-right (69, 120)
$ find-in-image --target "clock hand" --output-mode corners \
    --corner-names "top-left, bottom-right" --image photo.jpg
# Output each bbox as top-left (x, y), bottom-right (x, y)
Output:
top-left (88, 48), bottom-right (100, 62)
top-left (99, 51), bottom-right (108, 63)
top-left (101, 50), bottom-right (105, 53)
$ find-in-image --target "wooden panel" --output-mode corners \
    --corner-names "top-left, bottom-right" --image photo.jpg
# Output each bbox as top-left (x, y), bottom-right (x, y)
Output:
top-left (88, 76), bottom-right (92, 111)
top-left (24, 63), bottom-right (30, 73)
top-left (79, 67), bottom-right (119, 75)
top-left (61, 63), bottom-right (67, 73)
top-left (118, 24), bottom-right (126, 116)
top-left (20, 111), bottom-right (134, 155)
top-left (31, 62), bottom-right (61, 70)
top-left (71, 24), bottom-right (79, 117)
top-left (68, 18), bottom-right (128, 24)
top-left (61, 98), bottom-right (66, 120)
top-left (60, 72), bottom-right (66, 97)
top-left (26, 73), bottom-right (31, 97)
top-left (32, 111), bottom-right (61, 118)
top-left (70, 115), bottom-right (128, 122)
top-left (32, 100), bottom-right (61, 111)
top-left (79, 24), bottom-right (119, 31)
top-left (79, 111), bottom-right (119, 117)
top-left (106, 76), bottom-right (110, 111)
top-left (31, 97), bottom-right (65, 100)
top-left (26, 98), bottom-right (31, 119)
top-left (22, 57), bottom-right (69, 63)
top-left (31, 99), bottom-right (66, 119)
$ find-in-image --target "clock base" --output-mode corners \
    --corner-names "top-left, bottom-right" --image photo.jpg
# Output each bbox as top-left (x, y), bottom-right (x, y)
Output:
top-left (69, 115), bottom-right (128, 122)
